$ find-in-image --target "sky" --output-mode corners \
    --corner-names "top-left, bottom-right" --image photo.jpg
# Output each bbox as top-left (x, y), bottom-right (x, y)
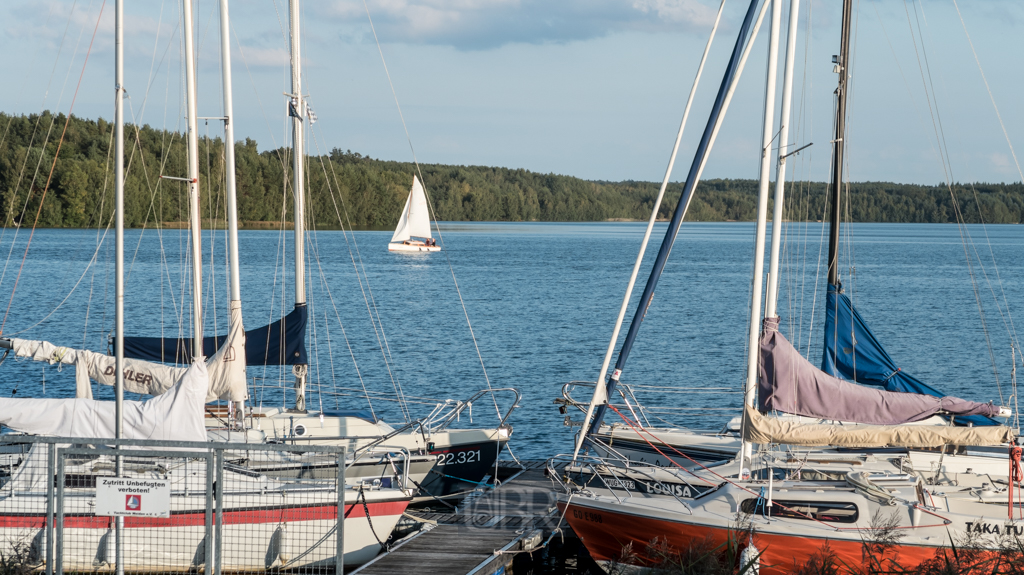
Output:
top-left (0, 0), bottom-right (1022, 184)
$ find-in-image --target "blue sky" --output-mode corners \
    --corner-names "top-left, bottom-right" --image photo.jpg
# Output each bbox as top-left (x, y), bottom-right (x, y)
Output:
top-left (1, 0), bottom-right (1021, 184)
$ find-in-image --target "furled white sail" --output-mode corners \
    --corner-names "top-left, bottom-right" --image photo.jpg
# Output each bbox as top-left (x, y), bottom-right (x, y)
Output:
top-left (390, 175), bottom-right (432, 242)
top-left (7, 301), bottom-right (247, 402)
top-left (2, 360), bottom-right (209, 492)
top-left (0, 359), bottom-right (208, 441)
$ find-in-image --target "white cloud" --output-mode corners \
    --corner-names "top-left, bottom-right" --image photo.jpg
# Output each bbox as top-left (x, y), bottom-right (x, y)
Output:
top-left (234, 45), bottom-right (290, 68)
top-left (10, 1), bottom-right (177, 53)
top-left (319, 0), bottom-right (719, 50)
top-left (632, 0), bottom-right (714, 24)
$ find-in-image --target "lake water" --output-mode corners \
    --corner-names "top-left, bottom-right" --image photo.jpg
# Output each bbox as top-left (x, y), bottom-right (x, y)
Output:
top-left (0, 221), bottom-right (1021, 459)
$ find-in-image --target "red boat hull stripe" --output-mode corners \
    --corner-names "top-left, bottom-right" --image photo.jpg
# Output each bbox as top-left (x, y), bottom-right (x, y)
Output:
top-left (0, 500), bottom-right (408, 529)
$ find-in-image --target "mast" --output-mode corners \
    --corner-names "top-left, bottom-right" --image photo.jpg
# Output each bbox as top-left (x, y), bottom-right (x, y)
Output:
top-left (114, 0), bottom-right (124, 572)
top-left (182, 0), bottom-right (204, 360)
top-left (220, 0), bottom-right (239, 306)
top-left (826, 0), bottom-right (853, 289)
top-left (113, 0), bottom-right (124, 448)
top-left (219, 0), bottom-right (244, 418)
top-left (582, 0), bottom-right (767, 441)
top-left (739, 0), bottom-right (783, 473)
top-left (288, 0), bottom-right (308, 411)
top-left (764, 0), bottom-right (801, 319)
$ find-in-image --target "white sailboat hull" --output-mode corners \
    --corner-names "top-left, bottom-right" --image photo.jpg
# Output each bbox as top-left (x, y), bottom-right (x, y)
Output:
top-left (1, 493), bottom-right (403, 568)
top-left (211, 411), bottom-right (509, 501)
top-left (388, 241), bottom-right (439, 252)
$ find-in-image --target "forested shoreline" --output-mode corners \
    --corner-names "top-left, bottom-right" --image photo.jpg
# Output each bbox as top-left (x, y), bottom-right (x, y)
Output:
top-left (2, 111), bottom-right (1022, 229)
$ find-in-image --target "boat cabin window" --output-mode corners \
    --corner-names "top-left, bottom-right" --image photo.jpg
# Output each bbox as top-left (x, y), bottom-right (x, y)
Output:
top-left (740, 499), bottom-right (859, 523)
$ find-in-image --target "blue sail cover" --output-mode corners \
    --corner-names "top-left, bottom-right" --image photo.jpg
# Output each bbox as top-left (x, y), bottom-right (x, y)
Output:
top-left (124, 305), bottom-right (308, 366)
top-left (822, 284), bottom-right (997, 426)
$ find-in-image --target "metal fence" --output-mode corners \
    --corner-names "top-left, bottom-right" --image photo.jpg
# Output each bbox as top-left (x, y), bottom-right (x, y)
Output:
top-left (0, 436), bottom-right (350, 574)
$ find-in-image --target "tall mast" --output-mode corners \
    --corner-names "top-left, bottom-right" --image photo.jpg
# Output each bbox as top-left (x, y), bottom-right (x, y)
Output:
top-left (288, 0), bottom-right (308, 411)
top-left (114, 0), bottom-right (125, 573)
top-left (765, 0), bottom-right (802, 318)
top-left (220, 0), bottom-right (240, 305)
top-left (826, 0), bottom-right (853, 288)
top-left (219, 0), bottom-right (244, 418)
top-left (182, 0), bottom-right (204, 360)
top-left (113, 0), bottom-right (124, 445)
top-left (739, 0), bottom-right (783, 473)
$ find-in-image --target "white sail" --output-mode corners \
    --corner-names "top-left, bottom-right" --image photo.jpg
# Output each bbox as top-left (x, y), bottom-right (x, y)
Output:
top-left (390, 175), bottom-right (432, 242)
top-left (8, 301), bottom-right (247, 403)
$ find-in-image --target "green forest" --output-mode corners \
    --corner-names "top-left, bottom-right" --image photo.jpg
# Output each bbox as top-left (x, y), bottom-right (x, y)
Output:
top-left (2, 111), bottom-right (1022, 229)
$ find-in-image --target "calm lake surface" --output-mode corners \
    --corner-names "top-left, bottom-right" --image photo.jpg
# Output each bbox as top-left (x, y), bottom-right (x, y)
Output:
top-left (0, 222), bottom-right (1021, 459)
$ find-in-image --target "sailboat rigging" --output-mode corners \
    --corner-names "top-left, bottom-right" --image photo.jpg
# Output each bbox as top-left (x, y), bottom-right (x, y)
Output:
top-left (111, 0), bottom-right (514, 503)
top-left (567, 0), bottom-right (1009, 472)
top-left (0, 0), bottom-right (414, 569)
top-left (556, 0), bottom-right (1019, 571)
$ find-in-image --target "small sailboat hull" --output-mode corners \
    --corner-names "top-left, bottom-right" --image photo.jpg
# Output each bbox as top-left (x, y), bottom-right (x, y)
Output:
top-left (388, 241), bottom-right (440, 253)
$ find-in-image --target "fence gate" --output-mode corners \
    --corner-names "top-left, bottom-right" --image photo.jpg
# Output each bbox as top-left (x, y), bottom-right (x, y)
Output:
top-left (55, 446), bottom-right (214, 575)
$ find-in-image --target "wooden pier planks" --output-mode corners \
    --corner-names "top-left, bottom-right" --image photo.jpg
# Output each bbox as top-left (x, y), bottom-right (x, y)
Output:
top-left (352, 461), bottom-right (565, 575)
top-left (353, 524), bottom-right (526, 575)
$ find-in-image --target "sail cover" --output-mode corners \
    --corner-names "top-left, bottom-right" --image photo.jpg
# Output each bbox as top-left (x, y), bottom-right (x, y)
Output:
top-left (0, 359), bottom-right (208, 441)
top-left (123, 304), bottom-right (306, 366)
top-left (9, 301), bottom-right (247, 402)
top-left (742, 405), bottom-right (1012, 448)
top-left (390, 175), bottom-right (432, 242)
top-left (822, 284), bottom-right (997, 426)
top-left (759, 317), bottom-right (1002, 425)
top-left (1, 360), bottom-right (209, 492)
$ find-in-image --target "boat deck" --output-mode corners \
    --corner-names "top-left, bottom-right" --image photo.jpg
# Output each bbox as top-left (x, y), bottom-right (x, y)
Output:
top-left (352, 460), bottom-right (577, 574)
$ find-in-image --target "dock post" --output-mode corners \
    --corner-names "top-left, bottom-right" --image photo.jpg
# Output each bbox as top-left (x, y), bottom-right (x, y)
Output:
top-left (204, 451), bottom-right (214, 575)
top-left (215, 449), bottom-right (224, 575)
top-left (45, 442), bottom-right (54, 575)
top-left (337, 447), bottom-right (346, 574)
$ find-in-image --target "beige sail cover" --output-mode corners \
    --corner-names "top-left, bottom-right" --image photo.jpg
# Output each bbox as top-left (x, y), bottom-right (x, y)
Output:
top-left (742, 405), bottom-right (1013, 448)
top-left (10, 301), bottom-right (247, 402)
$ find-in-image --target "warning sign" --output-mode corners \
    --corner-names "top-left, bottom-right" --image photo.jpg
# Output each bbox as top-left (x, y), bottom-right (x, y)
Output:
top-left (96, 478), bottom-right (171, 518)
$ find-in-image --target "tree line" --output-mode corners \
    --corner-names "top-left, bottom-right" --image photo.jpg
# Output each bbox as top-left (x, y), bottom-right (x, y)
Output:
top-left (1, 111), bottom-right (1022, 229)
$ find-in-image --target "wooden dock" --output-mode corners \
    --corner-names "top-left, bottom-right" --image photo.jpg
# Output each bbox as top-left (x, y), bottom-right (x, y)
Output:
top-left (352, 460), bottom-right (579, 575)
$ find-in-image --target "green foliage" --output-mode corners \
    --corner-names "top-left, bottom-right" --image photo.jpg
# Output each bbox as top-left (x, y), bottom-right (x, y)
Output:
top-left (0, 111), bottom-right (1021, 229)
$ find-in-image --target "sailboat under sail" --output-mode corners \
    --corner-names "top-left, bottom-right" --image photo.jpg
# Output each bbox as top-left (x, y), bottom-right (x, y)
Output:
top-left (389, 175), bottom-right (439, 252)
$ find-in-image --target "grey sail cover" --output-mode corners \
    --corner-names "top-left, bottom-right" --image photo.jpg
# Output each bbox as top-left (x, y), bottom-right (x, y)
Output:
top-left (758, 317), bottom-right (1001, 425)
